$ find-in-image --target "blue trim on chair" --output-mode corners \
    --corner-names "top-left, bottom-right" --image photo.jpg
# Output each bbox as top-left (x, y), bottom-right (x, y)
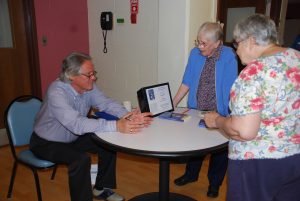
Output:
top-left (18, 150), bottom-right (55, 168)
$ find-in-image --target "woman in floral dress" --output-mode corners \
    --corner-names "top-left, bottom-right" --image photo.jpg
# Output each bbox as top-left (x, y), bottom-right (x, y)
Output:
top-left (205, 14), bottom-right (300, 201)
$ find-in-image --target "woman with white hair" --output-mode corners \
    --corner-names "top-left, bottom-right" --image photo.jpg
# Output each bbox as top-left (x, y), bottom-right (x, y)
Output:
top-left (173, 22), bottom-right (238, 198)
top-left (205, 14), bottom-right (300, 201)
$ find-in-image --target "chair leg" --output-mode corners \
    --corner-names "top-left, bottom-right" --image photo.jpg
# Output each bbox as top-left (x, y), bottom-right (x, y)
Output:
top-left (51, 165), bottom-right (57, 180)
top-left (7, 161), bottom-right (18, 198)
top-left (32, 169), bottom-right (43, 201)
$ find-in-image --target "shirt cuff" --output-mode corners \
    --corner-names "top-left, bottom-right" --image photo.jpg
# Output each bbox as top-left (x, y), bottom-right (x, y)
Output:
top-left (105, 120), bottom-right (117, 132)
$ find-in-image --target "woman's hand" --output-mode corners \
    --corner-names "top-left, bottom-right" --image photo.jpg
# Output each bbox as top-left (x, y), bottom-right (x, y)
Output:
top-left (204, 112), bottom-right (220, 128)
top-left (204, 112), bottom-right (261, 141)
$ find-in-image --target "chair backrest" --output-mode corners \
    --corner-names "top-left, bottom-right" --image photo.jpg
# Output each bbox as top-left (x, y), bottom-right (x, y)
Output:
top-left (4, 95), bottom-right (42, 147)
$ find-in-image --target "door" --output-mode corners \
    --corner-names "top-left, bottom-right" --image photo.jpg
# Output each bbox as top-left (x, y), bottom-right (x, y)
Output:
top-left (0, 0), bottom-right (41, 128)
top-left (217, 0), bottom-right (266, 45)
top-left (217, 0), bottom-right (266, 72)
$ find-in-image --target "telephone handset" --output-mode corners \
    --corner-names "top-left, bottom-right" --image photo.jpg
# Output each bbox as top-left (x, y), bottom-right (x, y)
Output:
top-left (100, 12), bottom-right (113, 53)
top-left (100, 12), bottom-right (113, 30)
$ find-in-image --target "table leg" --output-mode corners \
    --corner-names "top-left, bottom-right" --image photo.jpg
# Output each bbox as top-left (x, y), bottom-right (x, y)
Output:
top-left (159, 159), bottom-right (169, 200)
top-left (129, 158), bottom-right (196, 201)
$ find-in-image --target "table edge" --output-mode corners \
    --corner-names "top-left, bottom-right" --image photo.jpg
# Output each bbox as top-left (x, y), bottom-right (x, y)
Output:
top-left (91, 133), bottom-right (228, 159)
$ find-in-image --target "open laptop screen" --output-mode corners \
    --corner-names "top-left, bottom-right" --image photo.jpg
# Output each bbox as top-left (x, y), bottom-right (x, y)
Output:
top-left (137, 82), bottom-right (174, 117)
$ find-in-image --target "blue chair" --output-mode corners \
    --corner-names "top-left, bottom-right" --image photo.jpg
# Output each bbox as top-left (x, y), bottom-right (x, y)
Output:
top-left (4, 95), bottom-right (57, 201)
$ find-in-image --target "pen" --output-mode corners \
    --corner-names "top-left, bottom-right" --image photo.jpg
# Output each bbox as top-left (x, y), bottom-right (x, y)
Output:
top-left (181, 108), bottom-right (190, 114)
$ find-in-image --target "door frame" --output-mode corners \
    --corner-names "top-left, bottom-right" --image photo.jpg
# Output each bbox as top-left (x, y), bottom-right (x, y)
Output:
top-left (0, 0), bottom-right (40, 144)
top-left (23, 0), bottom-right (41, 98)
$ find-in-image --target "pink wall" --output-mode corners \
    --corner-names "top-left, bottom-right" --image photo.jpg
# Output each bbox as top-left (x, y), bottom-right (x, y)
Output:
top-left (34, 0), bottom-right (89, 95)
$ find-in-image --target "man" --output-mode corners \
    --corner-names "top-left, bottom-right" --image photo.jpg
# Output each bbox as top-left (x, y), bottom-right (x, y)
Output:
top-left (30, 52), bottom-right (152, 201)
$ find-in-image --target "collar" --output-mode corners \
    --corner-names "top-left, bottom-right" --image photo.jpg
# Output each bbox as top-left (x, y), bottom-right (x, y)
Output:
top-left (59, 80), bottom-right (81, 97)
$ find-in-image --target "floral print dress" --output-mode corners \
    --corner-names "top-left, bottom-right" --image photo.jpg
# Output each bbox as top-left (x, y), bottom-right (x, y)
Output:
top-left (229, 48), bottom-right (300, 160)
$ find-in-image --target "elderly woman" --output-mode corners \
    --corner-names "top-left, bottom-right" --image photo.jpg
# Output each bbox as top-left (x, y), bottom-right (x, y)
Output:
top-left (172, 22), bottom-right (238, 197)
top-left (205, 14), bottom-right (300, 201)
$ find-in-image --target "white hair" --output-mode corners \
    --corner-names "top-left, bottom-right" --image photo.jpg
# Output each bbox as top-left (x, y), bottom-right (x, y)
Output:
top-left (233, 14), bottom-right (277, 46)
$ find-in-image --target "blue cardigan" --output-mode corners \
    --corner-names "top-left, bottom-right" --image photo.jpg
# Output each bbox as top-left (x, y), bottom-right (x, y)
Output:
top-left (182, 46), bottom-right (238, 116)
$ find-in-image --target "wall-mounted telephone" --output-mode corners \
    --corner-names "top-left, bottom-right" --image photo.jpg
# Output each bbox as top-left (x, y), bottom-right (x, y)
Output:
top-left (101, 12), bottom-right (113, 30)
top-left (100, 12), bottom-right (113, 53)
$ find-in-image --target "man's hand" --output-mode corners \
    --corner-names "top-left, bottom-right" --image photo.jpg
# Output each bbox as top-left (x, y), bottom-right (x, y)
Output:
top-left (117, 112), bottom-right (153, 134)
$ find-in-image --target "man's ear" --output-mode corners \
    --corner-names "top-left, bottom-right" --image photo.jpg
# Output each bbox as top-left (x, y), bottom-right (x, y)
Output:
top-left (68, 75), bottom-right (74, 81)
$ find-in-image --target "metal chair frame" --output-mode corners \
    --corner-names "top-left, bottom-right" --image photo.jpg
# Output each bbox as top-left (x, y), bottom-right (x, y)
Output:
top-left (4, 95), bottom-right (57, 201)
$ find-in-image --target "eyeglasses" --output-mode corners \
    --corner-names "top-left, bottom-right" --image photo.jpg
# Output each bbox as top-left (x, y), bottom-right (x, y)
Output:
top-left (80, 71), bottom-right (97, 79)
top-left (233, 39), bottom-right (247, 49)
top-left (194, 39), bottom-right (208, 48)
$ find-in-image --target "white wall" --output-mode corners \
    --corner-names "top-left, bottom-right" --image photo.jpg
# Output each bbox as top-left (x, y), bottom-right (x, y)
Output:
top-left (157, 0), bottom-right (188, 100)
top-left (158, 0), bottom-right (216, 107)
top-left (88, 0), bottom-right (216, 108)
top-left (189, 0), bottom-right (217, 50)
top-left (88, 0), bottom-right (158, 108)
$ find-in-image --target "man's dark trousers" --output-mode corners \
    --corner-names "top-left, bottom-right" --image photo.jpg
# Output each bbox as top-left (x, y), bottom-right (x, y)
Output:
top-left (30, 132), bottom-right (116, 201)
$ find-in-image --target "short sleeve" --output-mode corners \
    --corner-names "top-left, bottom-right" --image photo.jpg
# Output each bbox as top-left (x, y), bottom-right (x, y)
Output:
top-left (230, 61), bottom-right (265, 116)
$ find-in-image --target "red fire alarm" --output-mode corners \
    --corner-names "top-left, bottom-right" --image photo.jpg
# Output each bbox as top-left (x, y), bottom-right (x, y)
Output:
top-left (130, 0), bottom-right (139, 24)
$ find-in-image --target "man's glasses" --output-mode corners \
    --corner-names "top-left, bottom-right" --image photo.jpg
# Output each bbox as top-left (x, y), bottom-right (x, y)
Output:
top-left (194, 39), bottom-right (208, 48)
top-left (80, 71), bottom-right (97, 79)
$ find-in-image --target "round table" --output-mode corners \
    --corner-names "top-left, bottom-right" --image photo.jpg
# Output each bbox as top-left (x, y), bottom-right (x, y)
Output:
top-left (93, 109), bottom-right (228, 201)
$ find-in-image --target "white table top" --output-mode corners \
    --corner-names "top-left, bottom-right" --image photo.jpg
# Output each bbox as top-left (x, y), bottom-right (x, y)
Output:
top-left (95, 108), bottom-right (228, 156)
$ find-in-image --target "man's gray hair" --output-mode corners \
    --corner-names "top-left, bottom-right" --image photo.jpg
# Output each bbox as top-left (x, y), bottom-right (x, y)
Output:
top-left (59, 52), bottom-right (91, 83)
top-left (198, 22), bottom-right (223, 42)
top-left (233, 14), bottom-right (277, 46)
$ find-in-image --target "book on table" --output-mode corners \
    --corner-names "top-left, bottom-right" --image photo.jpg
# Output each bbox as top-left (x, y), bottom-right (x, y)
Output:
top-left (158, 111), bottom-right (191, 122)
